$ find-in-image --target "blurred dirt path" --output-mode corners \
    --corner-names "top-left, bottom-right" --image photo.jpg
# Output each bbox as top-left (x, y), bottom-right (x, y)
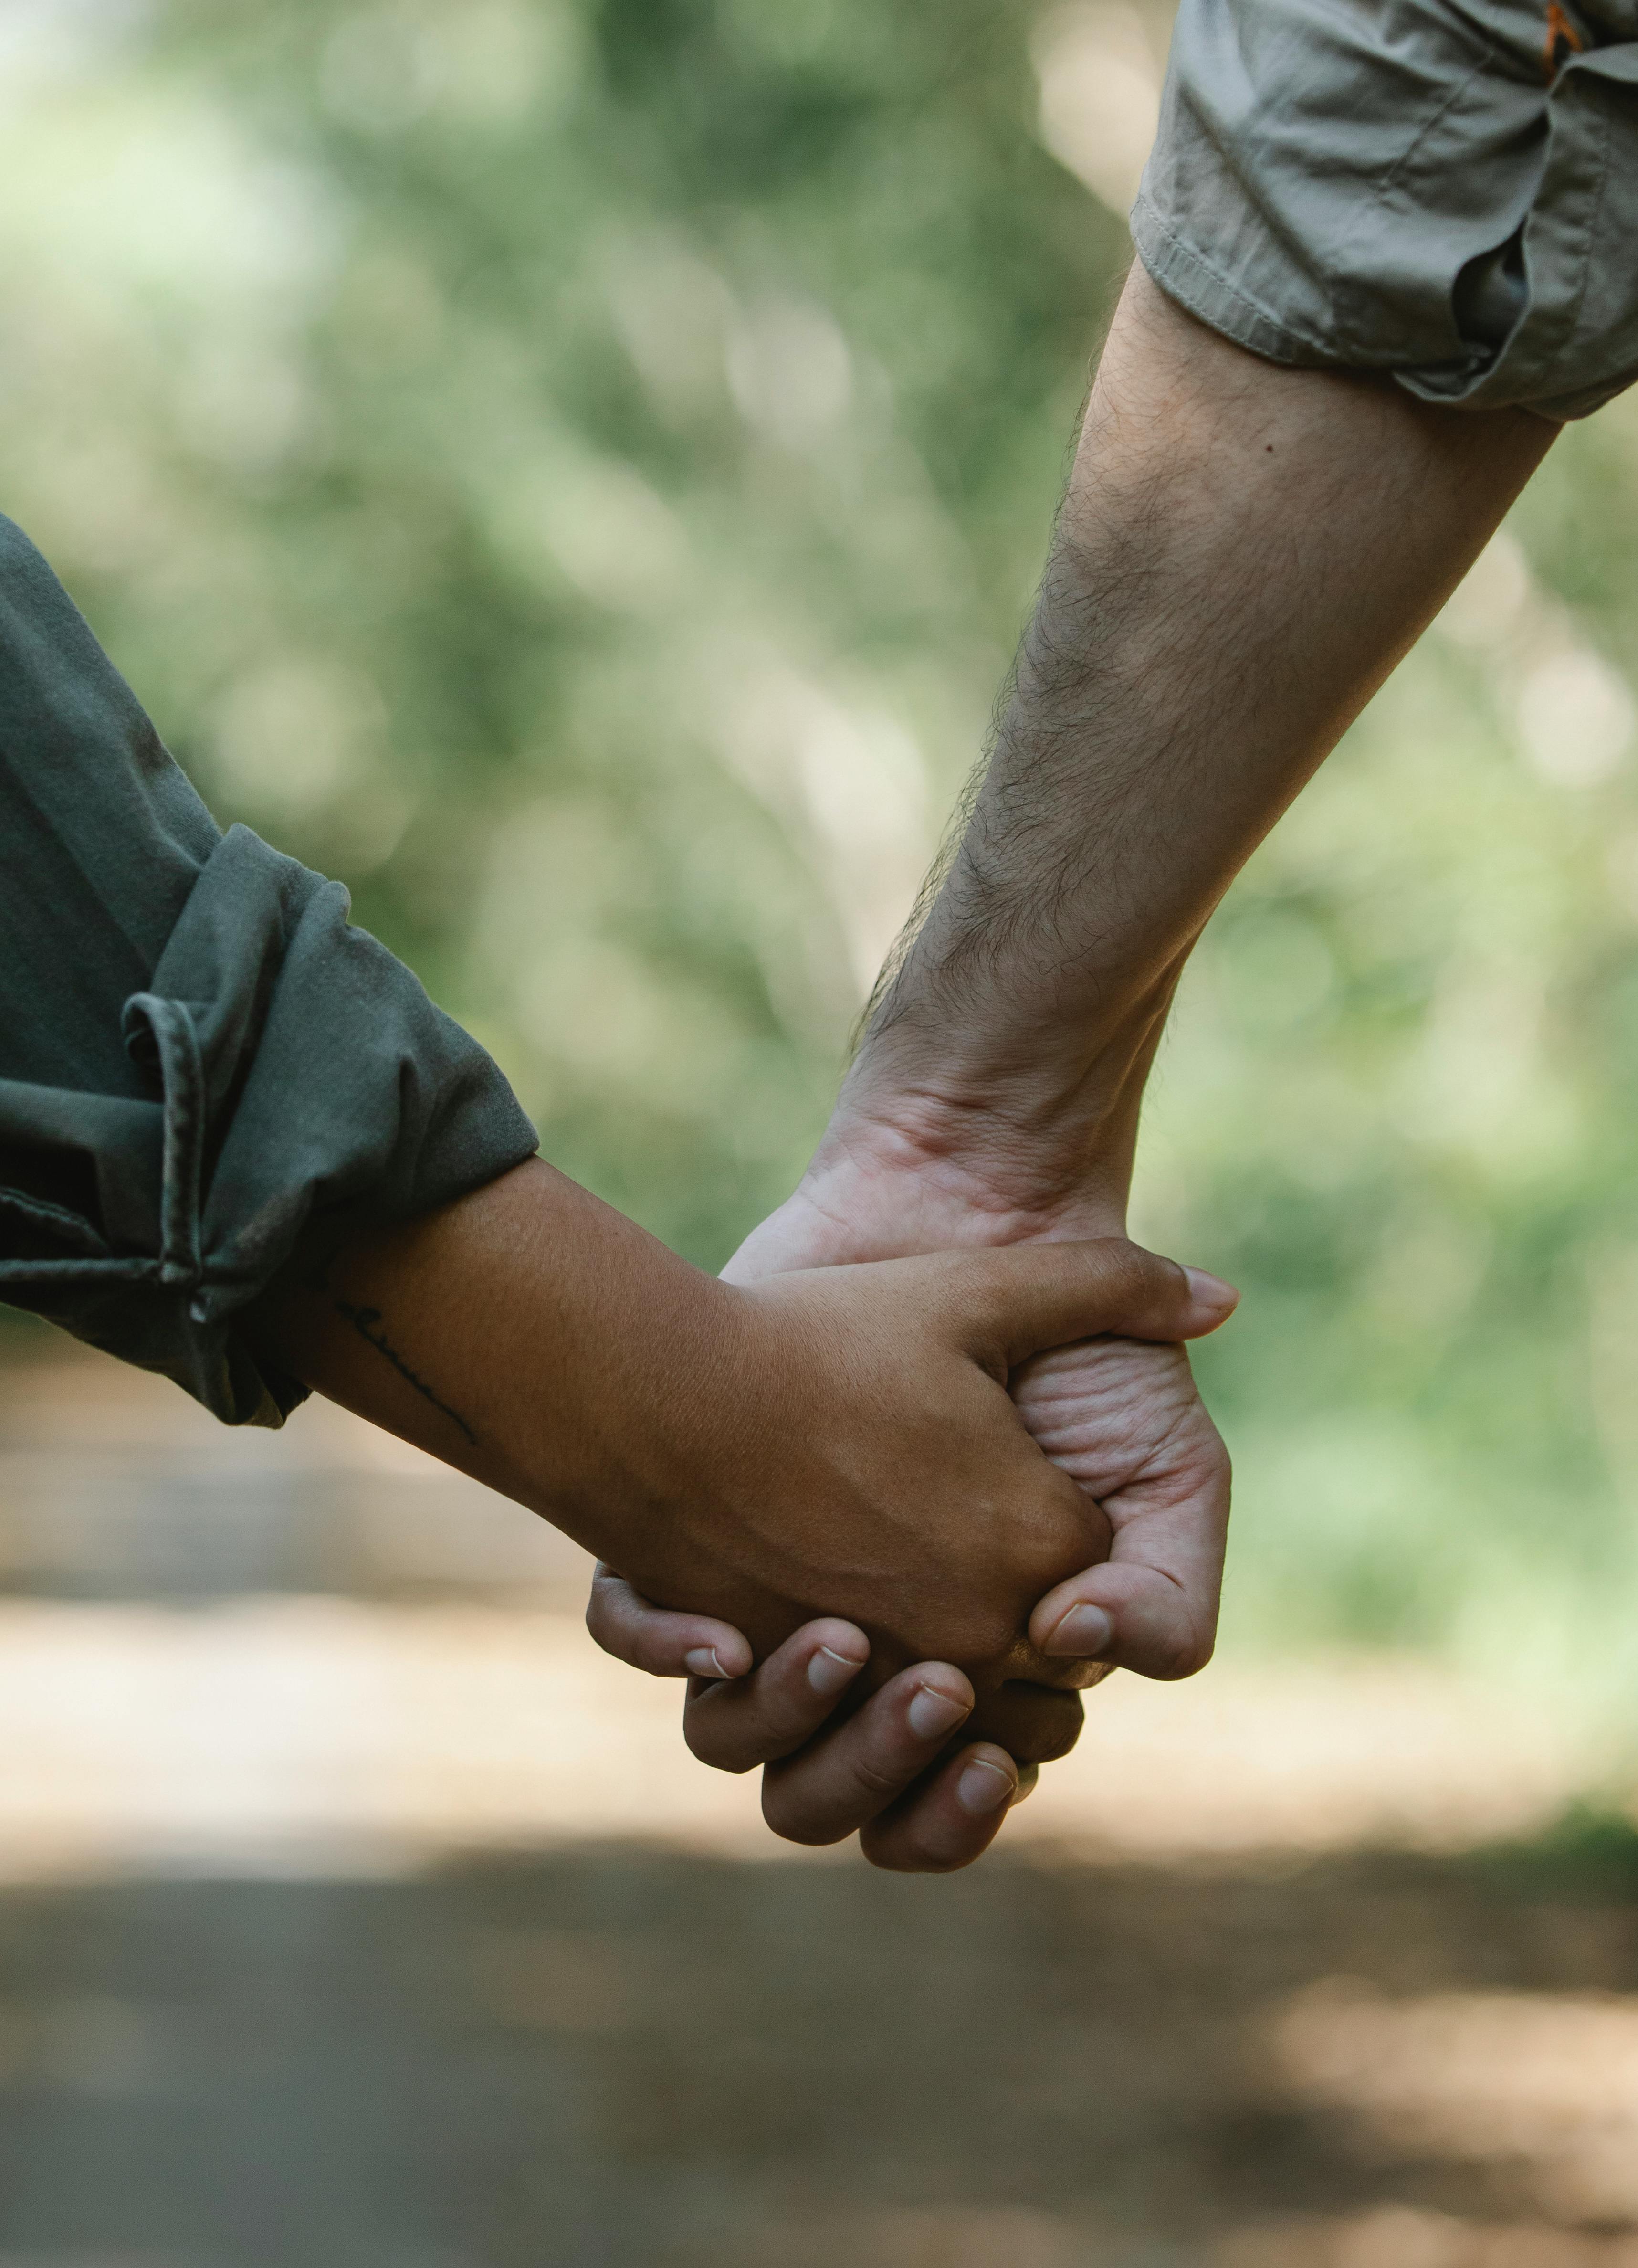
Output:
top-left (2, 1349), bottom-right (1637, 2266)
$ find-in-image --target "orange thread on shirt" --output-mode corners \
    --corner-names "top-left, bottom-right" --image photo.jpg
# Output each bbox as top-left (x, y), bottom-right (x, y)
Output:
top-left (1543, 1), bottom-right (1585, 78)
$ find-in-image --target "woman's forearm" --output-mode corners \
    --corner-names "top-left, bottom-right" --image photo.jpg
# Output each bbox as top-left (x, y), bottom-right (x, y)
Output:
top-left (243, 1158), bottom-right (734, 1566)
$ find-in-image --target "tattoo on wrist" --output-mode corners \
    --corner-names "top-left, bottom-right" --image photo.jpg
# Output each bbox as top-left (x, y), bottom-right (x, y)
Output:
top-left (332, 1296), bottom-right (480, 1445)
top-left (301, 1248), bottom-right (480, 1445)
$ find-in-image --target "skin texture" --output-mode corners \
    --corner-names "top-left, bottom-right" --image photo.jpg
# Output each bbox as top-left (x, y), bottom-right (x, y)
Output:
top-left (601, 264), bottom-right (1559, 1868)
top-left (245, 1155), bottom-right (1235, 1846)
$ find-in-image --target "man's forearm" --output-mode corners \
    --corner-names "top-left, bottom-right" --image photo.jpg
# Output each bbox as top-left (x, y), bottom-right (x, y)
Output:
top-left (836, 265), bottom-right (1555, 1224)
top-left (691, 221), bottom-right (1550, 1729)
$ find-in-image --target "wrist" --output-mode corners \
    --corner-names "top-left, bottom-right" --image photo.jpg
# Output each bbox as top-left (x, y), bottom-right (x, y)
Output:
top-left (724, 1105), bottom-right (1134, 1287)
top-left (832, 961), bottom-right (1180, 1237)
top-left (813, 1095), bottom-right (1133, 1237)
top-left (250, 1159), bottom-right (745, 1578)
top-left (483, 1181), bottom-right (750, 1572)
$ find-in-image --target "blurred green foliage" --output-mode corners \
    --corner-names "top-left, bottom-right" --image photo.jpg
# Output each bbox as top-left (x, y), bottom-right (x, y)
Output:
top-left (0, 0), bottom-right (1125, 1254)
top-left (6, 0), bottom-right (1638, 1691)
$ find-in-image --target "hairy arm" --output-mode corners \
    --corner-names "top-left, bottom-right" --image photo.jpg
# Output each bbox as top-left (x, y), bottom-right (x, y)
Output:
top-left (610, 266), bottom-right (1555, 1725)
top-left (834, 264), bottom-right (1555, 1229)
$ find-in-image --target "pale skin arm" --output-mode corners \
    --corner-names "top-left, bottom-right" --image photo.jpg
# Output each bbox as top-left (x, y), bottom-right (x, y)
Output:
top-left (600, 263), bottom-right (1558, 1837)
top-left (833, 265), bottom-right (1555, 1216)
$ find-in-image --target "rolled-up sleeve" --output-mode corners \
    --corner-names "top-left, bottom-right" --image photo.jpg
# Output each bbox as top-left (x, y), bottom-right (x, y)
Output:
top-left (1134, 0), bottom-right (1638, 422)
top-left (0, 513), bottom-right (539, 1425)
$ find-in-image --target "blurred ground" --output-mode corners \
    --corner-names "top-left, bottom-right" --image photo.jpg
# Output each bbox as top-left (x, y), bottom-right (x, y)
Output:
top-left (1, 1349), bottom-right (1638, 2266)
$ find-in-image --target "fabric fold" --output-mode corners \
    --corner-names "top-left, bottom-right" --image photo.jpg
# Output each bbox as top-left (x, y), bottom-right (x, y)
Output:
top-left (0, 514), bottom-right (537, 1424)
top-left (1134, 0), bottom-right (1638, 422)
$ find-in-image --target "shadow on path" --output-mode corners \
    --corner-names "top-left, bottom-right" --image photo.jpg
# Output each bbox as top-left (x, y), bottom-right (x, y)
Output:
top-left (1, 1821), bottom-right (1637, 2267)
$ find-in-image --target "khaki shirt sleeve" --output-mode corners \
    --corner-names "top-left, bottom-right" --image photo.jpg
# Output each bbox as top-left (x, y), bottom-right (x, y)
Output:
top-left (1134, 0), bottom-right (1638, 423)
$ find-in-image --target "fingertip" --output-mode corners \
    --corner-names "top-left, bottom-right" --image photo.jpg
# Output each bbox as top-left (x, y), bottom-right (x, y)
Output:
top-left (802, 1619), bottom-right (870, 1667)
top-left (1182, 1266), bottom-right (1239, 1329)
top-left (806, 1643), bottom-right (867, 1698)
top-left (910, 1660), bottom-right (976, 1714)
top-left (683, 1626), bottom-right (753, 1680)
top-left (858, 1741), bottom-right (1016, 1873)
top-left (1033, 1599), bottom-right (1114, 1660)
top-left (954, 1745), bottom-right (1017, 1817)
top-left (1032, 1569), bottom-right (1216, 1684)
top-left (904, 1668), bottom-right (976, 1742)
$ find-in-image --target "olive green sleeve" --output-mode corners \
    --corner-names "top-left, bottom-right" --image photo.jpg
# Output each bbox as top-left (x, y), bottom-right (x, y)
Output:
top-left (0, 513), bottom-right (539, 1424)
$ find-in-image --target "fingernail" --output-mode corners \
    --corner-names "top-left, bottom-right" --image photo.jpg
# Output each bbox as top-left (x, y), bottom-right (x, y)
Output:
top-left (1043, 1603), bottom-right (1113, 1659)
top-left (906, 1684), bottom-right (971, 1741)
top-left (1184, 1266), bottom-right (1238, 1311)
top-left (956, 1758), bottom-right (1016, 1815)
top-left (685, 1646), bottom-right (728, 1679)
top-left (808, 1644), bottom-right (865, 1698)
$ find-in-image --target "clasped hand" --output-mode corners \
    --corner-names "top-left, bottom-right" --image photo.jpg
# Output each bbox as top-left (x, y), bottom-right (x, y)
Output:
top-left (588, 1230), bottom-right (1235, 1873)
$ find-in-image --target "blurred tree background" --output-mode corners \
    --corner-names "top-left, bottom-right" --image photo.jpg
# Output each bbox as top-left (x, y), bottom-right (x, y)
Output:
top-left (6, 0), bottom-right (1638, 1702)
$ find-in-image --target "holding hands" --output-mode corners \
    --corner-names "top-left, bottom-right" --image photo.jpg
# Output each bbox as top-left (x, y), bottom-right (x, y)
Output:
top-left (588, 1124), bottom-right (1236, 1872)
top-left (253, 1150), bottom-right (1233, 1876)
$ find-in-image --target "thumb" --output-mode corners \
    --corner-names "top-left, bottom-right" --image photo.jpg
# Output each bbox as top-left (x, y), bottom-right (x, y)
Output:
top-left (950, 1238), bottom-right (1238, 1369)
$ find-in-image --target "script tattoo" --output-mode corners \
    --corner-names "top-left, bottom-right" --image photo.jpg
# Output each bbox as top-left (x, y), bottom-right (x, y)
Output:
top-left (307, 1251), bottom-right (480, 1447)
top-left (333, 1297), bottom-right (480, 1445)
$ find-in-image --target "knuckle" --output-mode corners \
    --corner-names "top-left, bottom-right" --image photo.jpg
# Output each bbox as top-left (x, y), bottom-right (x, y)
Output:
top-left (850, 1755), bottom-right (913, 1801)
top-left (1030, 1699), bottom-right (1085, 1762)
top-left (945, 1604), bottom-right (1019, 1666)
top-left (761, 1781), bottom-right (850, 1847)
top-left (1100, 1238), bottom-right (1147, 1303)
top-left (682, 1706), bottom-right (755, 1775)
top-left (1144, 1618), bottom-right (1216, 1681)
